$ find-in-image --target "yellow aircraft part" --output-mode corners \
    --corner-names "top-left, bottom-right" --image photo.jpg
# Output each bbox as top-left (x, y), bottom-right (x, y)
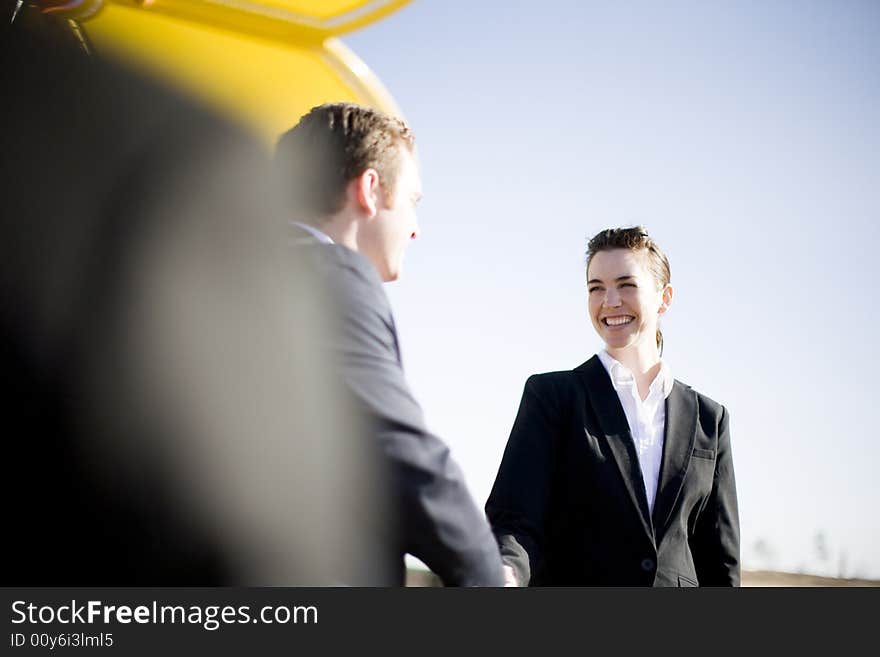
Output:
top-left (80, 0), bottom-right (409, 144)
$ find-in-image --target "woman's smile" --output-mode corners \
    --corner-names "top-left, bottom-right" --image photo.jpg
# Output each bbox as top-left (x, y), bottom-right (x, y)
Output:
top-left (602, 314), bottom-right (635, 328)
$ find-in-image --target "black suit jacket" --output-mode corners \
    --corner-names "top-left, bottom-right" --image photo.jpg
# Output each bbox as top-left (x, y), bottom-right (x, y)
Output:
top-left (486, 355), bottom-right (740, 586)
top-left (298, 233), bottom-right (505, 586)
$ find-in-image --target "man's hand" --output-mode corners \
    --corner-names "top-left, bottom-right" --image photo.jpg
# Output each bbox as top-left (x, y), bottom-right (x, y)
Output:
top-left (503, 565), bottom-right (518, 587)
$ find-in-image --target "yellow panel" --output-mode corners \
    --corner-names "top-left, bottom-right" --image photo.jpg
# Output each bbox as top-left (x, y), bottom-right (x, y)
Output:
top-left (263, 1), bottom-right (397, 22)
top-left (322, 38), bottom-right (403, 121)
top-left (83, 2), bottom-right (401, 145)
top-left (103, 0), bottom-right (411, 38)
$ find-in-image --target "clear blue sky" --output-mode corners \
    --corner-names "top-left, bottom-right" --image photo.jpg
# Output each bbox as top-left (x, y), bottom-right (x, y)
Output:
top-left (346, 0), bottom-right (880, 578)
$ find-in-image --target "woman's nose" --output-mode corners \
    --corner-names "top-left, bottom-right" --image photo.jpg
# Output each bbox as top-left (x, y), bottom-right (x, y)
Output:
top-left (603, 289), bottom-right (622, 307)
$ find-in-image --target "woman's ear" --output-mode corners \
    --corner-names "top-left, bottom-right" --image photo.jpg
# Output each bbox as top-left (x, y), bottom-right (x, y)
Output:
top-left (354, 168), bottom-right (381, 218)
top-left (658, 283), bottom-right (674, 315)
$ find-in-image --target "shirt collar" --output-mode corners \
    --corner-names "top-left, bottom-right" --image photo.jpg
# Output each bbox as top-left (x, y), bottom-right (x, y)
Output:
top-left (292, 221), bottom-right (334, 244)
top-left (597, 350), bottom-right (674, 399)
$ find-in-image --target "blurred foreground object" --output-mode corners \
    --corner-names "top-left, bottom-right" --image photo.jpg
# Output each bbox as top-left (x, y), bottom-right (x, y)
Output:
top-left (2, 6), bottom-right (381, 585)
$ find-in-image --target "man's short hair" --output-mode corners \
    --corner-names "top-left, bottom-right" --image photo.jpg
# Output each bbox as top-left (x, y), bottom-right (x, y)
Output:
top-left (275, 103), bottom-right (415, 224)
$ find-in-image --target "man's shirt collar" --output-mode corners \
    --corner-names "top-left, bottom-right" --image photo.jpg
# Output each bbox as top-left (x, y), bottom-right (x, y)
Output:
top-left (292, 221), bottom-right (334, 244)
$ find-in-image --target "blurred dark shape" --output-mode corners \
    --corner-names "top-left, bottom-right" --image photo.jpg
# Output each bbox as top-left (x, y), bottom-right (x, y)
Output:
top-left (1, 7), bottom-right (381, 585)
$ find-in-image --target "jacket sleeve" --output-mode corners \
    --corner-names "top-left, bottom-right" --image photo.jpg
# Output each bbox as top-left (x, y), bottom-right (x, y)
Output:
top-left (485, 375), bottom-right (560, 586)
top-left (692, 405), bottom-right (741, 586)
top-left (332, 262), bottom-right (505, 586)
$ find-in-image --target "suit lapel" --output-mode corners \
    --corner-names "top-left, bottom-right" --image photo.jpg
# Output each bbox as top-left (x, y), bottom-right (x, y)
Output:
top-left (577, 357), bottom-right (654, 541)
top-left (651, 381), bottom-right (697, 537)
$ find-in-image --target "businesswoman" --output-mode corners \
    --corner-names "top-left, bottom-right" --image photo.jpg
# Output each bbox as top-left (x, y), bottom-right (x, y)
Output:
top-left (486, 227), bottom-right (740, 586)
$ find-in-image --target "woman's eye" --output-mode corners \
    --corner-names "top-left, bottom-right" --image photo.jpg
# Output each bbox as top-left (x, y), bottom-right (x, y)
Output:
top-left (588, 287), bottom-right (601, 293)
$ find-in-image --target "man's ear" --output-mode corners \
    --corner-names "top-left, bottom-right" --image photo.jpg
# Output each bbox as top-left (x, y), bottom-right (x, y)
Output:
top-left (354, 168), bottom-right (381, 218)
top-left (658, 284), bottom-right (674, 315)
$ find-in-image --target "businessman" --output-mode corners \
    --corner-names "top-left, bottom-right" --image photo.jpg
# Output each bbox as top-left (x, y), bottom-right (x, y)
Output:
top-left (275, 103), bottom-right (505, 586)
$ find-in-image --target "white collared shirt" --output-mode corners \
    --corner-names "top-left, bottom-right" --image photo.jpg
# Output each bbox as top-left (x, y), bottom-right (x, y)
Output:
top-left (597, 350), bottom-right (674, 516)
top-left (291, 221), bottom-right (334, 244)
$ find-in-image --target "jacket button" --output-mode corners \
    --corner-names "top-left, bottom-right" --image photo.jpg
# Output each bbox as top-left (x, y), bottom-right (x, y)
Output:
top-left (640, 558), bottom-right (655, 572)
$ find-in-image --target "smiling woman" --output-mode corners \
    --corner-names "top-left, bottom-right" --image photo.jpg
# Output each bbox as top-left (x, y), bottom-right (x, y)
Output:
top-left (485, 226), bottom-right (741, 587)
top-left (586, 227), bottom-right (672, 359)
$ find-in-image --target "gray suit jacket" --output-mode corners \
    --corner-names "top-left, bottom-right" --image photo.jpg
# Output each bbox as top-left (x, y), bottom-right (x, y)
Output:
top-left (297, 233), bottom-right (505, 586)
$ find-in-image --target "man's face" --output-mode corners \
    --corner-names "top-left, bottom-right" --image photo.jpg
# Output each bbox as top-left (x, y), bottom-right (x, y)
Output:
top-left (362, 146), bottom-right (422, 282)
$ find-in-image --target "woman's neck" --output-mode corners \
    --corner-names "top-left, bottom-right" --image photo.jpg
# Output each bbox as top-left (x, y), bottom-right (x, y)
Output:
top-left (606, 342), bottom-right (662, 401)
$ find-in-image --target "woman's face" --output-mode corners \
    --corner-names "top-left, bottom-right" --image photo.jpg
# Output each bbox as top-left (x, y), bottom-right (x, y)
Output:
top-left (587, 248), bottom-right (672, 353)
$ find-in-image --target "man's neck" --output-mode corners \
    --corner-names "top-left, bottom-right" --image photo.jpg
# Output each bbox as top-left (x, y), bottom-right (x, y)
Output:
top-left (306, 213), bottom-right (389, 282)
top-left (313, 213), bottom-right (359, 252)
